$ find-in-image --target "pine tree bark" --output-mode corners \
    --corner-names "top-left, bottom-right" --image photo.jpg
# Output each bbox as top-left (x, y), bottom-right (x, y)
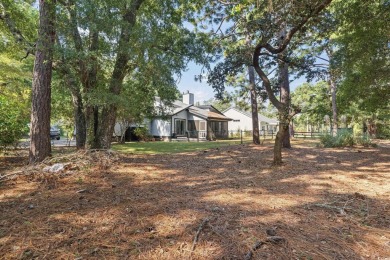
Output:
top-left (69, 85), bottom-right (86, 149)
top-left (274, 117), bottom-right (289, 165)
top-left (278, 25), bottom-right (291, 149)
top-left (206, 121), bottom-right (213, 141)
top-left (249, 65), bottom-right (260, 144)
top-left (329, 77), bottom-right (338, 136)
top-left (246, 29), bottom-right (260, 145)
top-left (29, 0), bottom-right (56, 163)
top-left (279, 55), bottom-right (291, 148)
top-left (326, 47), bottom-right (338, 136)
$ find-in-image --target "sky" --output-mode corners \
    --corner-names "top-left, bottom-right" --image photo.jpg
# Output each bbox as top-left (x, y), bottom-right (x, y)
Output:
top-left (176, 61), bottom-right (308, 104)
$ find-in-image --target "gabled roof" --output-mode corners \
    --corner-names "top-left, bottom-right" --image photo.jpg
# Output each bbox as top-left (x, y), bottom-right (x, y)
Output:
top-left (155, 97), bottom-right (231, 121)
top-left (188, 106), bottom-right (232, 121)
top-left (155, 98), bottom-right (192, 116)
top-left (171, 100), bottom-right (192, 115)
top-left (223, 107), bottom-right (278, 125)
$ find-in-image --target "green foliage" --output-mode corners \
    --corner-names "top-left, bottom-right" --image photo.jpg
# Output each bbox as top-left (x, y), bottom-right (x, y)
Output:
top-left (202, 98), bottom-right (231, 112)
top-left (133, 127), bottom-right (153, 142)
top-left (355, 134), bottom-right (372, 147)
top-left (320, 130), bottom-right (354, 148)
top-left (377, 123), bottom-right (390, 139)
top-left (334, 0), bottom-right (390, 116)
top-left (0, 95), bottom-right (29, 149)
top-left (0, 0), bottom-right (36, 150)
top-left (53, 0), bottom-right (211, 148)
top-left (291, 82), bottom-right (331, 130)
top-left (320, 129), bottom-right (376, 148)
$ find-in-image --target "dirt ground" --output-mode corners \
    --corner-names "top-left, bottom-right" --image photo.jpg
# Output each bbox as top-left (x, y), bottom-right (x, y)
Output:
top-left (0, 140), bottom-right (389, 259)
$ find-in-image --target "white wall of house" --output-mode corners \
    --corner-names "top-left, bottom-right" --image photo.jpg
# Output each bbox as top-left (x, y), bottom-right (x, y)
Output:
top-left (114, 119), bottom-right (150, 137)
top-left (150, 109), bottom-right (212, 137)
top-left (223, 108), bottom-right (278, 133)
top-left (224, 108), bottom-right (253, 132)
top-left (151, 118), bottom-right (171, 137)
top-left (187, 114), bottom-right (204, 121)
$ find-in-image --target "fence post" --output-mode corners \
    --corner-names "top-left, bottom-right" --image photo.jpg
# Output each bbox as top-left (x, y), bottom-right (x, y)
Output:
top-left (197, 131), bottom-right (199, 142)
top-left (241, 130), bottom-right (243, 144)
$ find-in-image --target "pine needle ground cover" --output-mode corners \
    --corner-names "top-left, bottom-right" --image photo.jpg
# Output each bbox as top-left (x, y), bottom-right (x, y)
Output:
top-left (0, 140), bottom-right (389, 259)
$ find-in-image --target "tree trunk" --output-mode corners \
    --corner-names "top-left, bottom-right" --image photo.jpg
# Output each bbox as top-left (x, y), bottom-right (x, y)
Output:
top-left (273, 109), bottom-right (290, 165)
top-left (29, 0), bottom-right (56, 163)
top-left (206, 121), bottom-right (213, 141)
top-left (325, 47), bottom-right (338, 137)
top-left (251, 0), bottom-right (335, 163)
top-left (70, 89), bottom-right (86, 149)
top-left (249, 65), bottom-right (260, 144)
top-left (95, 1), bottom-right (144, 148)
top-left (84, 31), bottom-right (100, 149)
top-left (278, 29), bottom-right (291, 148)
top-left (329, 77), bottom-right (338, 136)
top-left (58, 60), bottom-right (86, 149)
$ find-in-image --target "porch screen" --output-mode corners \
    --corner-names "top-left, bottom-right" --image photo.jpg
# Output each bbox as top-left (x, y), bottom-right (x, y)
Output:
top-left (199, 121), bottom-right (206, 131)
top-left (188, 120), bottom-right (196, 132)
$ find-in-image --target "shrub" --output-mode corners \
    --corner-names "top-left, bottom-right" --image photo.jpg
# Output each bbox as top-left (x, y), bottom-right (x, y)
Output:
top-left (320, 129), bottom-right (378, 148)
top-left (0, 96), bottom-right (29, 150)
top-left (133, 127), bottom-right (153, 141)
top-left (320, 129), bottom-right (354, 148)
top-left (320, 134), bottom-right (336, 148)
top-left (335, 129), bottom-right (355, 147)
top-left (377, 123), bottom-right (390, 139)
top-left (355, 134), bottom-right (372, 147)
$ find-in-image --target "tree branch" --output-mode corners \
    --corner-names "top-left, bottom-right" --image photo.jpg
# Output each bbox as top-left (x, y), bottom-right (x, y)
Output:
top-left (0, 3), bottom-right (36, 59)
top-left (253, 0), bottom-right (333, 111)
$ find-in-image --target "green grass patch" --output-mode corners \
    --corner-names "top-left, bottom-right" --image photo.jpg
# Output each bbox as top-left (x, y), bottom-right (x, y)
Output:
top-left (112, 140), bottom-right (249, 154)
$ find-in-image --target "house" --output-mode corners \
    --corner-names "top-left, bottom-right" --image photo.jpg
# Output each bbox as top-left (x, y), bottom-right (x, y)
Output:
top-left (222, 107), bottom-right (278, 135)
top-left (150, 92), bottom-right (232, 141)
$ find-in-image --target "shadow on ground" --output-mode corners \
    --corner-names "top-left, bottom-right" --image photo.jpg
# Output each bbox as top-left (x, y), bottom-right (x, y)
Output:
top-left (0, 141), bottom-right (389, 259)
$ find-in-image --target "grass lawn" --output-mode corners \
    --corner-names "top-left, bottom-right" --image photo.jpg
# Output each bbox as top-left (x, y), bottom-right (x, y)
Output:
top-left (112, 138), bottom-right (320, 154)
top-left (112, 139), bottom-right (256, 154)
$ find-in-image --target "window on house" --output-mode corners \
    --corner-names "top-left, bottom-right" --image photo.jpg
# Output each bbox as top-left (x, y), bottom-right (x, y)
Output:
top-left (175, 119), bottom-right (186, 136)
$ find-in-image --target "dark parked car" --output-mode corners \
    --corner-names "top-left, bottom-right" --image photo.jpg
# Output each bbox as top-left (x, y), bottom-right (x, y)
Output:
top-left (50, 127), bottom-right (60, 140)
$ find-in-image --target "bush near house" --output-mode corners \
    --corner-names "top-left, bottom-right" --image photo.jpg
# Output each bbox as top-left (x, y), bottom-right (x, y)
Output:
top-left (133, 127), bottom-right (153, 141)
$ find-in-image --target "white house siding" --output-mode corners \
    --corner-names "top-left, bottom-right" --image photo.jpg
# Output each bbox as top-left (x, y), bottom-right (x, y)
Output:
top-left (114, 119), bottom-right (150, 137)
top-left (187, 114), bottom-right (204, 121)
top-left (223, 108), bottom-right (253, 132)
top-left (151, 119), bottom-right (171, 137)
top-left (223, 108), bottom-right (278, 133)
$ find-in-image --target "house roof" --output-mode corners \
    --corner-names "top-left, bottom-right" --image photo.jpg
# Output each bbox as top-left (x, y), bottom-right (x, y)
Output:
top-left (223, 107), bottom-right (278, 125)
top-left (188, 106), bottom-right (232, 121)
top-left (171, 100), bottom-right (192, 115)
top-left (155, 96), bottom-right (231, 121)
